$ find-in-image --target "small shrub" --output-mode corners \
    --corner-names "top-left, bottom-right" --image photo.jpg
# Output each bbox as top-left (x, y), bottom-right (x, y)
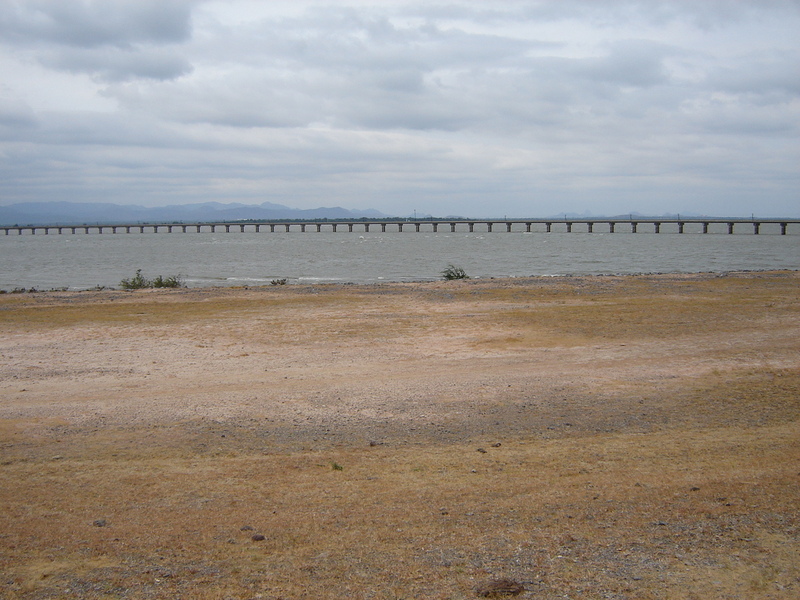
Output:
top-left (330, 461), bottom-right (344, 471)
top-left (441, 264), bottom-right (469, 280)
top-left (151, 274), bottom-right (184, 288)
top-left (120, 269), bottom-right (149, 290)
top-left (120, 269), bottom-right (184, 290)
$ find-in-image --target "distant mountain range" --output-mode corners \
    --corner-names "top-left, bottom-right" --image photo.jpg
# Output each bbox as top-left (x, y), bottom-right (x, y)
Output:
top-left (0, 201), bottom-right (389, 226)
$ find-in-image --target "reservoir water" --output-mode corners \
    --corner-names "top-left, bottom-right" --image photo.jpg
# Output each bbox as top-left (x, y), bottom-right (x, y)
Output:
top-left (1, 227), bottom-right (798, 291)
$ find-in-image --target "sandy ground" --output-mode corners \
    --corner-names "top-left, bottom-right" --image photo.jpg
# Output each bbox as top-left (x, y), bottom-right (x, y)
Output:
top-left (2, 272), bottom-right (798, 451)
top-left (1, 271), bottom-right (799, 599)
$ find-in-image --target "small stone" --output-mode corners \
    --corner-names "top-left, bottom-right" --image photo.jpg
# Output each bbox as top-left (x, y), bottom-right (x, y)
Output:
top-left (240, 525), bottom-right (254, 531)
top-left (491, 442), bottom-right (502, 447)
top-left (690, 486), bottom-right (700, 492)
top-left (476, 578), bottom-right (525, 597)
top-left (251, 534), bottom-right (266, 542)
top-left (93, 519), bottom-right (107, 527)
top-left (476, 448), bottom-right (487, 453)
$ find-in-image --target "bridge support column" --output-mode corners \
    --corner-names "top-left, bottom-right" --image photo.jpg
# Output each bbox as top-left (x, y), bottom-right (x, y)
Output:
top-left (506, 222), bottom-right (513, 232)
top-left (545, 222), bottom-right (552, 232)
top-left (781, 222), bottom-right (787, 235)
top-left (526, 222), bottom-right (532, 232)
top-left (678, 222), bottom-right (685, 234)
top-left (566, 222), bottom-right (572, 233)
top-left (381, 223), bottom-right (387, 232)
top-left (702, 222), bottom-right (709, 234)
top-left (255, 224), bottom-right (260, 232)
top-left (654, 222), bottom-right (661, 233)
top-left (468, 222), bottom-right (474, 232)
top-left (608, 222), bottom-right (615, 233)
top-left (728, 222), bottom-right (734, 234)
top-left (364, 223), bottom-right (370, 232)
top-left (348, 223), bottom-right (354, 232)
top-left (486, 223), bottom-right (493, 232)
top-left (316, 224), bottom-right (322, 232)
top-left (753, 222), bottom-right (760, 234)
top-left (587, 222), bottom-right (594, 233)
top-left (432, 223), bottom-right (438, 232)
top-left (196, 225), bottom-right (201, 232)
top-left (85, 227), bottom-right (91, 234)
top-left (415, 223), bottom-right (420, 232)
top-left (224, 225), bottom-right (230, 233)
top-left (450, 222), bottom-right (456, 232)
top-left (631, 223), bottom-right (637, 233)
top-left (285, 224), bottom-right (292, 232)
top-left (397, 223), bottom-right (403, 232)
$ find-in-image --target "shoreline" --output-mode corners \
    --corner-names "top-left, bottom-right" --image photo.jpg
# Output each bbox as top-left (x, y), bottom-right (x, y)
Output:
top-left (3, 267), bottom-right (797, 296)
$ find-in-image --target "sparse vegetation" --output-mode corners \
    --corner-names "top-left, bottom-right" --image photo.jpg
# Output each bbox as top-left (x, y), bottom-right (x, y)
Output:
top-left (441, 263), bottom-right (469, 280)
top-left (271, 278), bottom-right (288, 285)
top-left (0, 272), bottom-right (798, 599)
top-left (120, 269), bottom-right (184, 289)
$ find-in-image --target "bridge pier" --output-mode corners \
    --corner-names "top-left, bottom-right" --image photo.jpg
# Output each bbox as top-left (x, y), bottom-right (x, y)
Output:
top-left (526, 222), bottom-right (532, 232)
top-left (631, 223), bottom-right (637, 233)
top-left (450, 222), bottom-right (456, 232)
top-left (486, 222), bottom-right (493, 232)
top-left (397, 223), bottom-right (403, 232)
top-left (608, 222), bottom-right (616, 233)
top-left (654, 222), bottom-right (661, 233)
top-left (316, 224), bottom-right (322, 232)
top-left (364, 223), bottom-right (370, 232)
top-left (285, 224), bottom-right (292, 232)
top-left (728, 222), bottom-right (735, 234)
top-left (196, 225), bottom-right (201, 232)
top-left (348, 223), bottom-right (354, 232)
top-left (415, 223), bottom-right (420, 232)
top-left (506, 222), bottom-right (513, 232)
top-left (702, 222), bottom-right (709, 234)
top-left (753, 222), bottom-right (760, 234)
top-left (545, 222), bottom-right (552, 232)
top-left (381, 223), bottom-right (387, 232)
top-left (587, 222), bottom-right (594, 233)
top-left (781, 222), bottom-right (787, 235)
top-left (566, 222), bottom-right (572, 233)
top-left (678, 222), bottom-right (685, 234)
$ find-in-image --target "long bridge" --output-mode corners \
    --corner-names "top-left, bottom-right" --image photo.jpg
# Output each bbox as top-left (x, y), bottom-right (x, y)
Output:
top-left (2, 217), bottom-right (798, 236)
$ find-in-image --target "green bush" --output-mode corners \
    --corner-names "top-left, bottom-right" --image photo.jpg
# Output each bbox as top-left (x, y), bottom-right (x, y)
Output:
top-left (120, 269), bottom-right (184, 290)
top-left (441, 264), bottom-right (469, 280)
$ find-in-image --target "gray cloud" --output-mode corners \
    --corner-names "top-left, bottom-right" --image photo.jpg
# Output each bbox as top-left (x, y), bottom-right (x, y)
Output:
top-left (0, 0), bottom-right (194, 47)
top-left (0, 0), bottom-right (798, 217)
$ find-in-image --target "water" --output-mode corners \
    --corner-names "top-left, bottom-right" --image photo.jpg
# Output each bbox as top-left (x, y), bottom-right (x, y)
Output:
top-left (1, 226), bottom-right (798, 291)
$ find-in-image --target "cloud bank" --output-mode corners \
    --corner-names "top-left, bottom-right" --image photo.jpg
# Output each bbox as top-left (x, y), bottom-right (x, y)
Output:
top-left (1, 0), bottom-right (798, 217)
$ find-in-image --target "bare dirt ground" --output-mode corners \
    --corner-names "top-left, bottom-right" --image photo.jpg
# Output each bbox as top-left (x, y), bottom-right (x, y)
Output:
top-left (1, 271), bottom-right (798, 599)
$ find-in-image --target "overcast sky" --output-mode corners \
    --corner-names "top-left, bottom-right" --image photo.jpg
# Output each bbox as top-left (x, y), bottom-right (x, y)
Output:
top-left (1, 1), bottom-right (798, 217)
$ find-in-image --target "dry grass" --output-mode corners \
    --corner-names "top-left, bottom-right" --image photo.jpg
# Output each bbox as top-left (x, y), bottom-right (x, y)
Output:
top-left (1, 272), bottom-right (799, 599)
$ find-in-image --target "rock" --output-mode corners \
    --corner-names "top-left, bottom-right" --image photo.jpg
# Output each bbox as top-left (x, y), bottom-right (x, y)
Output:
top-left (251, 534), bottom-right (266, 541)
top-left (93, 519), bottom-right (107, 527)
top-left (240, 525), bottom-right (254, 531)
top-left (477, 448), bottom-right (487, 453)
top-left (476, 578), bottom-right (525, 597)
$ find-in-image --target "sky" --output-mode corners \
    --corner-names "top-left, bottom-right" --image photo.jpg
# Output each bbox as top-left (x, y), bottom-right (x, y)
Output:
top-left (1, 1), bottom-right (798, 218)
